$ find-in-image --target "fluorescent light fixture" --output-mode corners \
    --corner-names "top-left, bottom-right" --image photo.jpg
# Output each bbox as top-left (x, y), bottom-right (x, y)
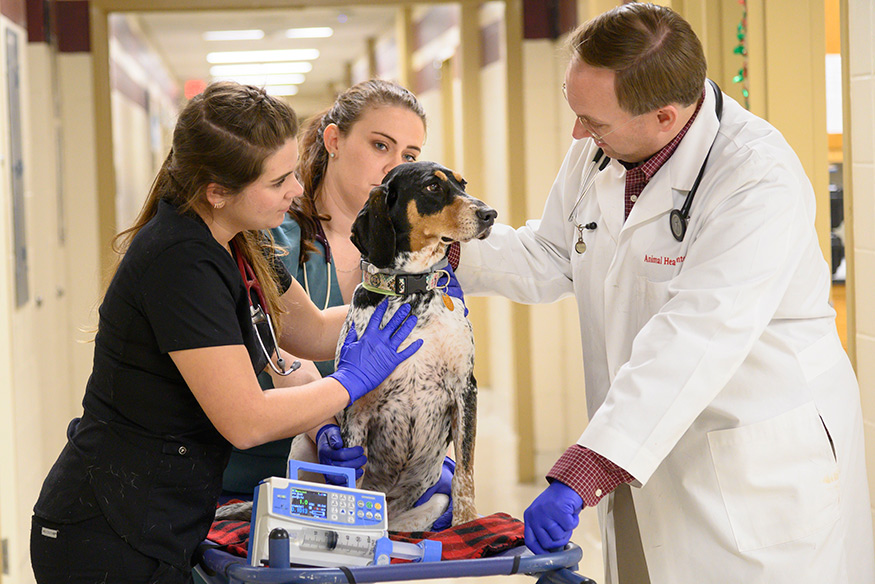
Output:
top-left (207, 49), bottom-right (319, 64)
top-left (213, 74), bottom-right (306, 86)
top-left (265, 85), bottom-right (300, 96)
top-left (209, 62), bottom-right (313, 76)
top-left (203, 29), bottom-right (264, 41)
top-left (285, 27), bottom-right (333, 39)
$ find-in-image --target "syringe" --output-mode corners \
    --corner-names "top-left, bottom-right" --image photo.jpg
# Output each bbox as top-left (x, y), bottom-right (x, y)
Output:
top-left (288, 527), bottom-right (442, 565)
top-left (295, 527), bottom-right (379, 558)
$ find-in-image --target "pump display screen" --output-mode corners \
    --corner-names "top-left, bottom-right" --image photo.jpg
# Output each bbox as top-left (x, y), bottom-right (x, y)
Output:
top-left (288, 488), bottom-right (328, 519)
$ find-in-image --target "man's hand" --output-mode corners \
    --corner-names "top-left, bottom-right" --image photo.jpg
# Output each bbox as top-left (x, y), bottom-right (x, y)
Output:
top-left (523, 481), bottom-right (583, 554)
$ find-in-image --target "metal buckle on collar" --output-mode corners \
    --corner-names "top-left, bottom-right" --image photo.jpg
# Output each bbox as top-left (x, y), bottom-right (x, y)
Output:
top-left (361, 261), bottom-right (448, 296)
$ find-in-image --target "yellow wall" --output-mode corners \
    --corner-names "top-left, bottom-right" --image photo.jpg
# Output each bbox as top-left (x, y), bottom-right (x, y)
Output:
top-left (0, 17), bottom-right (22, 582)
top-left (0, 19), bottom-right (100, 582)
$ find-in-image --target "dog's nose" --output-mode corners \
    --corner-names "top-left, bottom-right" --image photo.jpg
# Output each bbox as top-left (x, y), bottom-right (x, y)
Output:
top-left (476, 207), bottom-right (498, 225)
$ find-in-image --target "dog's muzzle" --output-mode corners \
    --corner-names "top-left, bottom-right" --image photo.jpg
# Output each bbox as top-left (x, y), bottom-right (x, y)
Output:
top-left (475, 206), bottom-right (498, 239)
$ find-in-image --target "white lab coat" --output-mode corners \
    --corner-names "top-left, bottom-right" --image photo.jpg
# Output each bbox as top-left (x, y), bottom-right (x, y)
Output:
top-left (459, 85), bottom-right (874, 583)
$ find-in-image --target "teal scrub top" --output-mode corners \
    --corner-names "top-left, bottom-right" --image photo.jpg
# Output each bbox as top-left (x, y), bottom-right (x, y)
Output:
top-left (220, 216), bottom-right (345, 496)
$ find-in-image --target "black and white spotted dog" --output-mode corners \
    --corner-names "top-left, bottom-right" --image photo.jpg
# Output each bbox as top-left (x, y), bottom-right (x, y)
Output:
top-left (336, 161), bottom-right (496, 531)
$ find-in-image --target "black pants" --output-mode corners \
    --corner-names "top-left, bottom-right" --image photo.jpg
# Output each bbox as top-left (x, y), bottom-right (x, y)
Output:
top-left (31, 515), bottom-right (191, 584)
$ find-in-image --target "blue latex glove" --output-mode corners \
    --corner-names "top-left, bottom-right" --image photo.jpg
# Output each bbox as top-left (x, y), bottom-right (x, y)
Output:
top-left (329, 299), bottom-right (423, 405)
top-left (316, 424), bottom-right (367, 486)
top-left (438, 264), bottom-right (468, 316)
top-left (414, 456), bottom-right (455, 531)
top-left (523, 481), bottom-right (583, 555)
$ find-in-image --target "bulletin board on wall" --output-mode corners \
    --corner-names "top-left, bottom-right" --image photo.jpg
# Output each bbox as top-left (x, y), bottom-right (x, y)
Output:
top-left (5, 26), bottom-right (28, 307)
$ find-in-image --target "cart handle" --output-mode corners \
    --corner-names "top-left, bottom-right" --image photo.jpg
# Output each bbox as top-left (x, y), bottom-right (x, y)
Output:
top-left (288, 459), bottom-right (356, 488)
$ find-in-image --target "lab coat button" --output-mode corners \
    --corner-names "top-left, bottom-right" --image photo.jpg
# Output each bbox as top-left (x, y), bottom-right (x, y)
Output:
top-left (178, 446), bottom-right (187, 455)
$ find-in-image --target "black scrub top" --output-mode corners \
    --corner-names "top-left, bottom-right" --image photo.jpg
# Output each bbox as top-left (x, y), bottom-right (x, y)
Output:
top-left (34, 200), bottom-right (290, 572)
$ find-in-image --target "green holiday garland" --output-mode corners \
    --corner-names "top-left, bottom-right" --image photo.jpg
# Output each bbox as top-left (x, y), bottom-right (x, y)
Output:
top-left (732, 0), bottom-right (750, 109)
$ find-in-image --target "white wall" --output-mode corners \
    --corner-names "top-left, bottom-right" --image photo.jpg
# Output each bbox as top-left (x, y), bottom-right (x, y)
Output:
top-left (847, 0), bottom-right (875, 542)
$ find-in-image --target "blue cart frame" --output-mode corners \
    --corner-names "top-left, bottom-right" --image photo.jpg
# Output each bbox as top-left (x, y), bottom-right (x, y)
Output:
top-left (194, 542), bottom-right (596, 584)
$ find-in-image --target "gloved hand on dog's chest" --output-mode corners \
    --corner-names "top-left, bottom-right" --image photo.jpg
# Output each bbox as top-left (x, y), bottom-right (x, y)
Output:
top-left (316, 424), bottom-right (367, 486)
top-left (414, 456), bottom-right (455, 531)
top-left (329, 299), bottom-right (423, 406)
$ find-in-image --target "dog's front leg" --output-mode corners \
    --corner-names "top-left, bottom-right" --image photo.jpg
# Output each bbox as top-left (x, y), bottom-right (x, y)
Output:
top-left (450, 374), bottom-right (478, 525)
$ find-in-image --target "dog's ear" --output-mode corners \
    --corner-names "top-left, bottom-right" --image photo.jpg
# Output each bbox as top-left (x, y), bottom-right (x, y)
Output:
top-left (350, 185), bottom-right (396, 268)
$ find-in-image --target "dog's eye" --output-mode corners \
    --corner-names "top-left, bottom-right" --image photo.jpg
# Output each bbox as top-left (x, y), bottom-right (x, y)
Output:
top-left (426, 183), bottom-right (440, 192)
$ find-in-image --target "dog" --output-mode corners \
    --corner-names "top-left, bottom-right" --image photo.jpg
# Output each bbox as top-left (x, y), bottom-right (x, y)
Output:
top-left (335, 161), bottom-right (497, 531)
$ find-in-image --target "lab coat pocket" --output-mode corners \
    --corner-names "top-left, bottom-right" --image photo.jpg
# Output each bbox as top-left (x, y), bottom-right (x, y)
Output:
top-left (707, 402), bottom-right (840, 552)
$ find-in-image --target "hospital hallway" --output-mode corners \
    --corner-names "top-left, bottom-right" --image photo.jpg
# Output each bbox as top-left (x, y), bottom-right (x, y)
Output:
top-left (2, 1), bottom-right (875, 582)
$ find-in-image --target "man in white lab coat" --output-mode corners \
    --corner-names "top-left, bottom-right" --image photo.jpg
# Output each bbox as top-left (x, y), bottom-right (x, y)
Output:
top-left (454, 3), bottom-right (874, 583)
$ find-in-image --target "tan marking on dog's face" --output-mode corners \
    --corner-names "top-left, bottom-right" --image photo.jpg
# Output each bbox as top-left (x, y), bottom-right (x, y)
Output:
top-left (406, 198), bottom-right (473, 253)
top-left (434, 170), bottom-right (448, 181)
top-left (452, 171), bottom-right (463, 183)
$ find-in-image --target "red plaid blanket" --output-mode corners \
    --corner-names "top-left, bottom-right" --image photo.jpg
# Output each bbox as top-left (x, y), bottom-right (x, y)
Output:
top-left (207, 508), bottom-right (525, 562)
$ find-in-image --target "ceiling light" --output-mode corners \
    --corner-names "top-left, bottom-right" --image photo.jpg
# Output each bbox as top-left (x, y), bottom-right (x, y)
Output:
top-left (202, 29), bottom-right (264, 41)
top-left (207, 49), bottom-right (319, 64)
top-left (213, 74), bottom-right (306, 86)
top-left (209, 62), bottom-right (313, 76)
top-left (285, 27), bottom-right (333, 39)
top-left (265, 85), bottom-right (300, 97)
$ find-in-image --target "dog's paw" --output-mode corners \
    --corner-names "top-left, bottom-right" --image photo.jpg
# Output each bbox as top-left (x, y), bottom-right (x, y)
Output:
top-left (451, 500), bottom-right (478, 527)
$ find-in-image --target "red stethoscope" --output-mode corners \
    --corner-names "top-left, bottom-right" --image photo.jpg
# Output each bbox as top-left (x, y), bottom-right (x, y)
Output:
top-left (232, 240), bottom-right (298, 376)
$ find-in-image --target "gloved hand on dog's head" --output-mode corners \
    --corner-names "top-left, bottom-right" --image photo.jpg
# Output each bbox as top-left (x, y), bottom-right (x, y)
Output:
top-left (329, 299), bottom-right (423, 405)
top-left (316, 424), bottom-right (367, 486)
top-left (414, 456), bottom-right (455, 531)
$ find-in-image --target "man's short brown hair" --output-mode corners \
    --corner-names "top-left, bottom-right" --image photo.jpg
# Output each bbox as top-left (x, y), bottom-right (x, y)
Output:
top-left (567, 3), bottom-right (707, 115)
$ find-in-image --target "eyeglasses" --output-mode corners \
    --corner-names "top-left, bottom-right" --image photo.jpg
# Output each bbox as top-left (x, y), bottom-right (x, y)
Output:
top-left (562, 82), bottom-right (643, 143)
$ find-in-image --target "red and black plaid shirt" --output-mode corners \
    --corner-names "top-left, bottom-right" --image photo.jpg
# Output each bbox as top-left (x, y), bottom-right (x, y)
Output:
top-left (623, 89), bottom-right (706, 220)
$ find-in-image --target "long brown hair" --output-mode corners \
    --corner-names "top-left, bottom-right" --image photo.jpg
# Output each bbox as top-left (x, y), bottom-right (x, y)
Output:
top-left (289, 79), bottom-right (426, 263)
top-left (567, 3), bottom-right (706, 115)
top-left (114, 81), bottom-right (299, 324)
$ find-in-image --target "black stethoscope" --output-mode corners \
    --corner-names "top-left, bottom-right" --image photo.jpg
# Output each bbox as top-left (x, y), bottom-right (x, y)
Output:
top-left (232, 240), bottom-right (299, 376)
top-left (569, 79), bottom-right (724, 252)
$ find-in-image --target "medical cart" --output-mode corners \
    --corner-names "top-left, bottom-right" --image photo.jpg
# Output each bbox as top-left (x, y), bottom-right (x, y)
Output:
top-left (195, 460), bottom-right (597, 584)
top-left (195, 541), bottom-right (594, 584)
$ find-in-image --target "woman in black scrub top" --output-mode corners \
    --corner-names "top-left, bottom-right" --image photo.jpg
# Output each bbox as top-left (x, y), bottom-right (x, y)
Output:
top-left (30, 82), bottom-right (421, 584)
